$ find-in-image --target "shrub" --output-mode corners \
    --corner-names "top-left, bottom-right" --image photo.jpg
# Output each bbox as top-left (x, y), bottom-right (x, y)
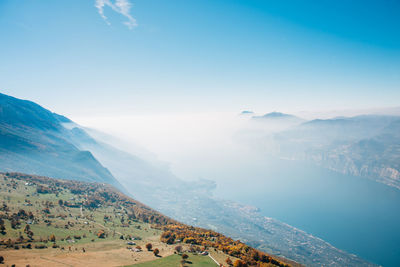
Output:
top-left (145, 243), bottom-right (152, 251)
top-left (153, 248), bottom-right (160, 256)
top-left (49, 234), bottom-right (56, 242)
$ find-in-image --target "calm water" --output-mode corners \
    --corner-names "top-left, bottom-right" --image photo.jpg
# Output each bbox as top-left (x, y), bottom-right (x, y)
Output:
top-left (214, 157), bottom-right (400, 267)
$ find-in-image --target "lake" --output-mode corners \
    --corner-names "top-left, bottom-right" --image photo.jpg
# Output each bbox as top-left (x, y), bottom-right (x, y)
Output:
top-left (213, 157), bottom-right (400, 267)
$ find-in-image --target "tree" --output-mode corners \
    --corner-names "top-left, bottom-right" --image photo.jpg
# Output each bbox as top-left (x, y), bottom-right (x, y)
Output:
top-left (233, 260), bottom-right (248, 267)
top-left (10, 219), bottom-right (18, 229)
top-left (145, 243), bottom-right (152, 251)
top-left (226, 257), bottom-right (233, 266)
top-left (175, 245), bottom-right (183, 253)
top-left (160, 231), bottom-right (175, 244)
top-left (27, 230), bottom-right (34, 240)
top-left (153, 248), bottom-right (160, 256)
top-left (49, 234), bottom-right (56, 242)
top-left (97, 230), bottom-right (105, 238)
top-left (0, 224), bottom-right (6, 234)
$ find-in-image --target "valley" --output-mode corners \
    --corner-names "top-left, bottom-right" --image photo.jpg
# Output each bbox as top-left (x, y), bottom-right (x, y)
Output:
top-left (0, 93), bottom-right (376, 266)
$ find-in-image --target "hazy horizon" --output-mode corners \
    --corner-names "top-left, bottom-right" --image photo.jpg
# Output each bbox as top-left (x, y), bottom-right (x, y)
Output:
top-left (1, 1), bottom-right (400, 266)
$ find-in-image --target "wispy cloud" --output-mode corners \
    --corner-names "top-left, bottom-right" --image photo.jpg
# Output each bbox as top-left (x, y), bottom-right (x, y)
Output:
top-left (95, 0), bottom-right (137, 29)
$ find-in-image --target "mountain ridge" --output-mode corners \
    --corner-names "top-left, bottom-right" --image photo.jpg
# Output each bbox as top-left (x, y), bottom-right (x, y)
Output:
top-left (0, 92), bottom-right (124, 191)
top-left (0, 92), bottom-right (377, 266)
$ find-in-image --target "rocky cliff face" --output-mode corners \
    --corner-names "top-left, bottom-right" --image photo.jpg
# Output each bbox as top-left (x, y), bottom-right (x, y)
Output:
top-left (270, 115), bottom-right (400, 189)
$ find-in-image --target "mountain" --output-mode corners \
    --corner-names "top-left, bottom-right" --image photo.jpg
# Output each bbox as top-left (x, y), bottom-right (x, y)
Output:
top-left (0, 93), bottom-right (123, 191)
top-left (252, 112), bottom-right (305, 126)
top-left (0, 93), bottom-right (376, 266)
top-left (240, 110), bottom-right (254, 115)
top-left (271, 115), bottom-right (400, 189)
top-left (253, 112), bottom-right (304, 121)
top-left (66, 126), bottom-right (184, 203)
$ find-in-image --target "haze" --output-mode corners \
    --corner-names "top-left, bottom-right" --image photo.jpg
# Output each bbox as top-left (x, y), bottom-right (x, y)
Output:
top-left (1, 1), bottom-right (400, 266)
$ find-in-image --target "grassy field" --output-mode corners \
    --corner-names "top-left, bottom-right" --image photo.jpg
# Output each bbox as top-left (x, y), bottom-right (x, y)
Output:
top-left (127, 253), bottom-right (218, 267)
top-left (0, 174), bottom-right (174, 266)
top-left (0, 173), bottom-right (293, 267)
top-left (0, 174), bottom-right (161, 245)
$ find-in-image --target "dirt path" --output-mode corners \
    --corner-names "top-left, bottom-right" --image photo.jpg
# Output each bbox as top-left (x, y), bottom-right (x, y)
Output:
top-left (208, 254), bottom-right (220, 266)
top-left (1, 240), bottom-right (175, 267)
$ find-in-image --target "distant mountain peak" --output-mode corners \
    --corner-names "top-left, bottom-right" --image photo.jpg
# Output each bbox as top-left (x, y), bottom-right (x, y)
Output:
top-left (252, 111), bottom-right (302, 120)
top-left (262, 112), bottom-right (294, 118)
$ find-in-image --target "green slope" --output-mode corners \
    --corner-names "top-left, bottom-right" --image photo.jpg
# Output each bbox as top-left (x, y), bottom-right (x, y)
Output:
top-left (127, 253), bottom-right (217, 267)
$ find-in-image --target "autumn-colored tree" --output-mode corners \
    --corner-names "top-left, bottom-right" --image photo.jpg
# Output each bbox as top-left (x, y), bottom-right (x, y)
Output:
top-left (160, 231), bottom-right (175, 244)
top-left (97, 230), bottom-right (106, 238)
top-left (145, 243), bottom-right (152, 251)
top-left (153, 248), bottom-right (160, 256)
top-left (233, 259), bottom-right (248, 267)
top-left (49, 234), bottom-right (56, 242)
top-left (226, 257), bottom-right (233, 266)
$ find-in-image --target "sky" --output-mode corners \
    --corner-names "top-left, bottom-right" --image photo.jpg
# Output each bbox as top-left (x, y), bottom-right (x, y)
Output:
top-left (0, 0), bottom-right (399, 118)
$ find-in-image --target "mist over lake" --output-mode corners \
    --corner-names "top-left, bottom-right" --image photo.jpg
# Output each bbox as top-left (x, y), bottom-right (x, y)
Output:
top-left (77, 112), bottom-right (400, 266)
top-left (212, 156), bottom-right (400, 267)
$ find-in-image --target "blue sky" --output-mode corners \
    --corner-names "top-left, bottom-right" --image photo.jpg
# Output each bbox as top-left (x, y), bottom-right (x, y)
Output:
top-left (0, 0), bottom-right (399, 117)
